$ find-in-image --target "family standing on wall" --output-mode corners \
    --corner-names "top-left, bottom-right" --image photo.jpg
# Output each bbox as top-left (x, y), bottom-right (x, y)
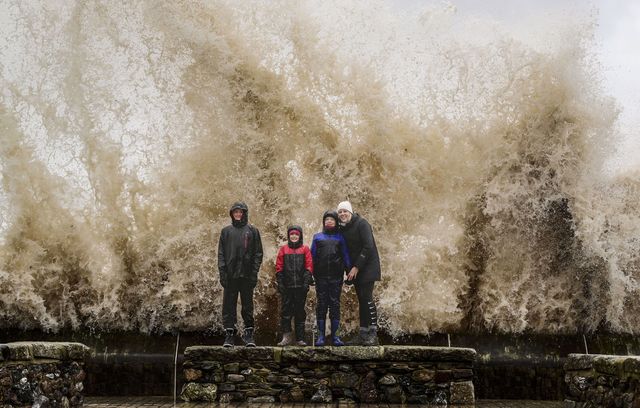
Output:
top-left (217, 200), bottom-right (381, 348)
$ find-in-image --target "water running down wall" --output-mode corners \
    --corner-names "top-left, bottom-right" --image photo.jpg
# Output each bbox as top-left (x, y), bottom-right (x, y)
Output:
top-left (1, 1), bottom-right (638, 335)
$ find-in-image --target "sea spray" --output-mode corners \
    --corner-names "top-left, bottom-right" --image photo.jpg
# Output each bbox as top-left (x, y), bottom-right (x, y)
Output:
top-left (0, 1), bottom-right (635, 335)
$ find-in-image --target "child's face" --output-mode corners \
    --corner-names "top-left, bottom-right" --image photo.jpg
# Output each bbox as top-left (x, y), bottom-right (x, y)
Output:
top-left (324, 218), bottom-right (336, 228)
top-left (232, 209), bottom-right (244, 220)
top-left (289, 232), bottom-right (300, 243)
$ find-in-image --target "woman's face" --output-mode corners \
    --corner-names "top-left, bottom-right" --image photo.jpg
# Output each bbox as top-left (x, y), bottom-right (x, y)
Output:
top-left (289, 232), bottom-right (300, 243)
top-left (337, 209), bottom-right (352, 223)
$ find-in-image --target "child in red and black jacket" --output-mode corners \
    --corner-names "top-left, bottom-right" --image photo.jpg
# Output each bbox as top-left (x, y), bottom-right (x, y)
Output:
top-left (275, 225), bottom-right (314, 346)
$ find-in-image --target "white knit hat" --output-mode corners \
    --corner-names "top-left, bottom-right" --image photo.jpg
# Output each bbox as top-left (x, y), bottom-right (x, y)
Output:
top-left (337, 201), bottom-right (353, 214)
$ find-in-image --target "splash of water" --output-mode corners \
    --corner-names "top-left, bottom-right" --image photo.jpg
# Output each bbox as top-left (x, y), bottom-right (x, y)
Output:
top-left (0, 0), bottom-right (637, 335)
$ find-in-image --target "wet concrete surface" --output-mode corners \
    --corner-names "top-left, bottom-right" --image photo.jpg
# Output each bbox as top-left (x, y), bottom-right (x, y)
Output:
top-left (85, 396), bottom-right (564, 407)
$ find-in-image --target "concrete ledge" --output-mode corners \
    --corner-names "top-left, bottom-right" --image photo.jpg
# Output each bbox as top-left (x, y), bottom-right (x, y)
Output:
top-left (182, 345), bottom-right (476, 404)
top-left (564, 353), bottom-right (640, 407)
top-left (0, 341), bottom-right (90, 407)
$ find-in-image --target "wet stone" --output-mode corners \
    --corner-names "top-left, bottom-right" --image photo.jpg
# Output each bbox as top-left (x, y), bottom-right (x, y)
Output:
top-left (331, 371), bottom-right (359, 388)
top-left (359, 371), bottom-right (378, 403)
top-left (450, 381), bottom-right (474, 405)
top-left (224, 363), bottom-right (239, 373)
top-left (339, 364), bottom-right (353, 372)
top-left (184, 368), bottom-right (202, 381)
top-left (378, 374), bottom-right (396, 385)
top-left (311, 383), bottom-right (332, 403)
top-left (217, 383), bottom-right (235, 392)
top-left (284, 366), bottom-right (301, 374)
top-left (227, 374), bottom-right (244, 382)
top-left (412, 369), bottom-right (435, 382)
top-left (383, 385), bottom-right (406, 404)
top-left (180, 382), bottom-right (217, 402)
top-left (288, 386), bottom-right (305, 402)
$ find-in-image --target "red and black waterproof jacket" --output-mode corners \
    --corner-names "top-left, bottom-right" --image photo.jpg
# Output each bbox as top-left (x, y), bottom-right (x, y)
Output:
top-left (275, 245), bottom-right (313, 289)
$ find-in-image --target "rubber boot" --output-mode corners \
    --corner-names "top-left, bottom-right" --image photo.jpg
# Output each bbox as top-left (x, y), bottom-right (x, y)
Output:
top-left (314, 320), bottom-right (326, 346)
top-left (331, 319), bottom-right (344, 346)
top-left (295, 323), bottom-right (307, 346)
top-left (223, 328), bottom-right (235, 348)
top-left (242, 327), bottom-right (256, 347)
top-left (363, 325), bottom-right (379, 346)
top-left (277, 332), bottom-right (294, 346)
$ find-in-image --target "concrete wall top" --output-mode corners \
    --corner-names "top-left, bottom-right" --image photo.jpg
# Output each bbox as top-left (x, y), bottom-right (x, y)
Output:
top-left (0, 341), bottom-right (90, 362)
top-left (184, 345), bottom-right (476, 363)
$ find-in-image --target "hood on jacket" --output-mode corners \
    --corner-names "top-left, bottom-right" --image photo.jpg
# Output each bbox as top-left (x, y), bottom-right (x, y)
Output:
top-left (229, 201), bottom-right (249, 227)
top-left (287, 225), bottom-right (303, 248)
top-left (322, 210), bottom-right (339, 233)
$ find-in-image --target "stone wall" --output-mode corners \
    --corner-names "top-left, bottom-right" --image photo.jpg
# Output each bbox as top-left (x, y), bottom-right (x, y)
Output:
top-left (0, 342), bottom-right (90, 407)
top-left (564, 353), bottom-right (640, 407)
top-left (181, 346), bottom-right (475, 405)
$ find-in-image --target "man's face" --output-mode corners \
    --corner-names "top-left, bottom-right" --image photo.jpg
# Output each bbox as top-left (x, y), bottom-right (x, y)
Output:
top-left (289, 232), bottom-right (300, 243)
top-left (337, 209), bottom-right (352, 223)
top-left (324, 217), bottom-right (336, 228)
top-left (232, 209), bottom-right (244, 221)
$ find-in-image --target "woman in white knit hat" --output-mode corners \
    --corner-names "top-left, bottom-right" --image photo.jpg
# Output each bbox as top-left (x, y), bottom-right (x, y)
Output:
top-left (336, 200), bottom-right (381, 346)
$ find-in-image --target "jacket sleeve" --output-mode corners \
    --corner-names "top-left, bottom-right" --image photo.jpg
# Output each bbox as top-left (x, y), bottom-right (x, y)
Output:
top-left (218, 229), bottom-right (227, 282)
top-left (310, 235), bottom-right (317, 260)
top-left (339, 234), bottom-right (352, 270)
top-left (252, 227), bottom-right (263, 278)
top-left (354, 219), bottom-right (374, 270)
top-left (275, 246), bottom-right (285, 273)
top-left (304, 245), bottom-right (314, 274)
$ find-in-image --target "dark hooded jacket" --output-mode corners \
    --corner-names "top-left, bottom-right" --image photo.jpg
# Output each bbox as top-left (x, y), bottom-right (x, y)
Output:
top-left (218, 202), bottom-right (263, 287)
top-left (275, 226), bottom-right (313, 289)
top-left (340, 213), bottom-right (381, 283)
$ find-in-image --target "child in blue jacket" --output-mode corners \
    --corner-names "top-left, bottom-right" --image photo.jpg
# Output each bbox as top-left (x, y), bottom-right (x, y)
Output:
top-left (310, 211), bottom-right (351, 346)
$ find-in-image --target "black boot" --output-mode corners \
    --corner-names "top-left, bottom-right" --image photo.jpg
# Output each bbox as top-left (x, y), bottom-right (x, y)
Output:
top-left (363, 325), bottom-right (379, 346)
top-left (223, 328), bottom-right (235, 348)
top-left (242, 327), bottom-right (256, 347)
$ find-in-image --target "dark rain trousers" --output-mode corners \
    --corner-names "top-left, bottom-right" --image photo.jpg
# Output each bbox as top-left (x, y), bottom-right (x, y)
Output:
top-left (280, 287), bottom-right (308, 335)
top-left (316, 279), bottom-right (343, 321)
top-left (222, 278), bottom-right (255, 329)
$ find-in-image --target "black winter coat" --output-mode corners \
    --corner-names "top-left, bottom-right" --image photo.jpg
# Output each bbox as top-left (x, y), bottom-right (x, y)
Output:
top-left (218, 223), bottom-right (263, 287)
top-left (340, 213), bottom-right (381, 283)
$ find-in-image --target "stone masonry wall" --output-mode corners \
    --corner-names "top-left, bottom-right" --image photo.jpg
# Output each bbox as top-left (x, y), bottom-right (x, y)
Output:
top-left (0, 342), bottom-right (90, 407)
top-left (564, 353), bottom-right (640, 408)
top-left (181, 346), bottom-right (475, 405)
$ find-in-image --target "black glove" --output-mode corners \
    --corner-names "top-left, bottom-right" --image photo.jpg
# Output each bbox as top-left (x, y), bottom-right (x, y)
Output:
top-left (304, 271), bottom-right (315, 287)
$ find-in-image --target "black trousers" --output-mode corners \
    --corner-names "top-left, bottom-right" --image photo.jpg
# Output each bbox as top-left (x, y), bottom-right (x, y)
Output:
top-left (355, 280), bottom-right (378, 327)
top-left (316, 279), bottom-right (343, 321)
top-left (280, 287), bottom-right (308, 333)
top-left (222, 278), bottom-right (255, 329)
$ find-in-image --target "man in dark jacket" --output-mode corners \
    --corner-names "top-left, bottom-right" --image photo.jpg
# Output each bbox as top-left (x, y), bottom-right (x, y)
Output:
top-left (218, 201), bottom-right (263, 347)
top-left (337, 201), bottom-right (381, 346)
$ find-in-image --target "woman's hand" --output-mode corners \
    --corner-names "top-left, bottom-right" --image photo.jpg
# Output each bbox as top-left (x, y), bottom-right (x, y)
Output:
top-left (346, 266), bottom-right (359, 281)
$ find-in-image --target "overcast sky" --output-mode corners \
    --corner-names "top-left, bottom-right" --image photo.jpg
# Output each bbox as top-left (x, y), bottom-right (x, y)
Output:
top-left (390, 0), bottom-right (640, 173)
